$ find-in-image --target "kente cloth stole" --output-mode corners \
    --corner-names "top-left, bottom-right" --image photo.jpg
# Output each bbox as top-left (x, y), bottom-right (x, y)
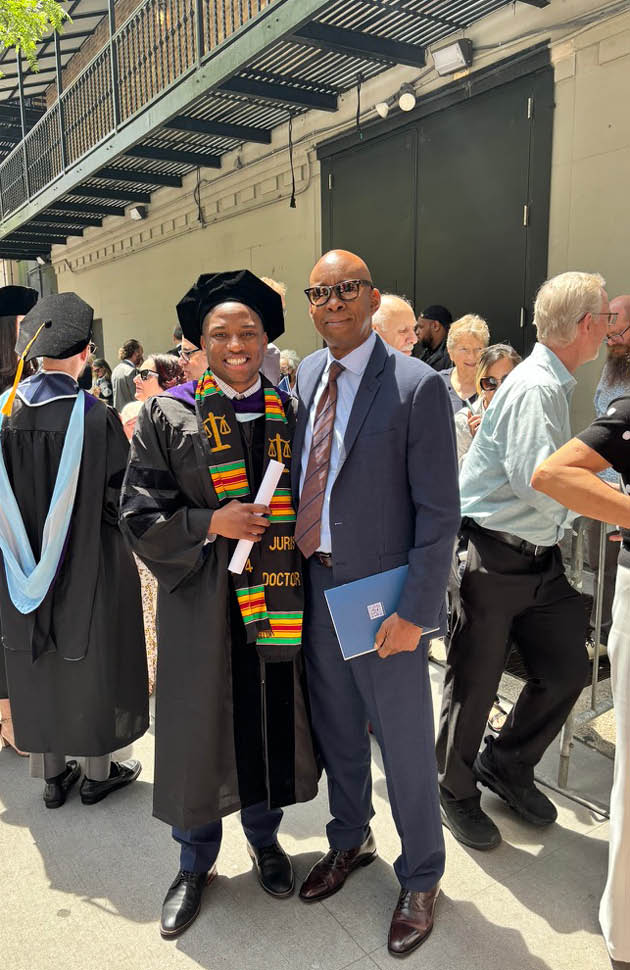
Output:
top-left (195, 370), bottom-right (303, 656)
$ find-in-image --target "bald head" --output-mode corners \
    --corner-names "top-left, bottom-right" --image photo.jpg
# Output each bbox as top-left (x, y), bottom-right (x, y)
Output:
top-left (372, 294), bottom-right (418, 356)
top-left (307, 249), bottom-right (380, 359)
top-left (610, 295), bottom-right (630, 327)
top-left (309, 249), bottom-right (373, 286)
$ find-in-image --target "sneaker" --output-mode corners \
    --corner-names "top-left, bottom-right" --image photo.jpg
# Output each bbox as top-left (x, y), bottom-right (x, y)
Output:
top-left (473, 738), bottom-right (557, 826)
top-left (439, 789), bottom-right (501, 850)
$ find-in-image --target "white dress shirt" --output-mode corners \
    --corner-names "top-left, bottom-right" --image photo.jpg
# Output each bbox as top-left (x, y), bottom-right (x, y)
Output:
top-left (299, 331), bottom-right (377, 552)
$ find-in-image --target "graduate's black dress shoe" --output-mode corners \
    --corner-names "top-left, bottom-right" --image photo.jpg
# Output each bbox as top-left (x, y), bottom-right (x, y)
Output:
top-left (79, 759), bottom-right (142, 805)
top-left (247, 841), bottom-right (294, 897)
top-left (473, 738), bottom-right (557, 826)
top-left (43, 760), bottom-right (81, 809)
top-left (160, 867), bottom-right (217, 939)
top-left (299, 829), bottom-right (377, 902)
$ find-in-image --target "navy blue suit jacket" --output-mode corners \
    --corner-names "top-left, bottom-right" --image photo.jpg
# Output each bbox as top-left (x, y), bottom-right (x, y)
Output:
top-left (291, 335), bottom-right (460, 634)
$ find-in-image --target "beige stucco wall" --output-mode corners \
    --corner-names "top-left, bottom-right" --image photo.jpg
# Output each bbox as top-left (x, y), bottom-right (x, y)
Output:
top-left (50, 0), bottom-right (630, 432)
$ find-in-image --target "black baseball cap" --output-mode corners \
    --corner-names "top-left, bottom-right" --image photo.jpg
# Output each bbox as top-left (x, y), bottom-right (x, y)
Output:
top-left (420, 305), bottom-right (452, 329)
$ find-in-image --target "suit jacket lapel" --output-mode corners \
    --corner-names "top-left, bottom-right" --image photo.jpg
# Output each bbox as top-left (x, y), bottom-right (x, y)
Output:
top-left (342, 338), bottom-right (389, 463)
top-left (291, 352), bottom-right (327, 501)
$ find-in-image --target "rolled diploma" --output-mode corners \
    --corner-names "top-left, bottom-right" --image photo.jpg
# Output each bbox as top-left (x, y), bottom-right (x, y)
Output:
top-left (228, 459), bottom-right (285, 575)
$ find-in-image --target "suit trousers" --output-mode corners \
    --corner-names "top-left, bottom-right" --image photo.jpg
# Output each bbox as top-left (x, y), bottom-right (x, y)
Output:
top-left (30, 752), bottom-right (111, 782)
top-left (599, 563), bottom-right (630, 960)
top-left (437, 527), bottom-right (589, 801)
top-left (172, 801), bottom-right (283, 874)
top-left (303, 559), bottom-right (445, 892)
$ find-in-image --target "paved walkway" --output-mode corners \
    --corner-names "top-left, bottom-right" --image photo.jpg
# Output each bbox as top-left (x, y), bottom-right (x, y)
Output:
top-left (1, 664), bottom-right (618, 970)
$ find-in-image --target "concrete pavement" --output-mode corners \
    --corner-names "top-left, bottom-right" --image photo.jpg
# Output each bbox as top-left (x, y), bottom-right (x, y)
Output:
top-left (1, 663), bottom-right (617, 970)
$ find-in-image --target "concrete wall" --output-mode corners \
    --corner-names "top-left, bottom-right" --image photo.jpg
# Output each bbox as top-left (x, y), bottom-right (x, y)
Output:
top-left (52, 0), bottom-right (630, 429)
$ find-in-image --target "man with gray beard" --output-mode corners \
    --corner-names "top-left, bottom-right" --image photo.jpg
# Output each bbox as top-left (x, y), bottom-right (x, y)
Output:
top-left (586, 295), bottom-right (630, 644)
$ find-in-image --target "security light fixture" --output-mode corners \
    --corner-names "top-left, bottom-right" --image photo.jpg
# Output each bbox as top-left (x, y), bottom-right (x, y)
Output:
top-left (375, 101), bottom-right (389, 119)
top-left (129, 205), bottom-right (148, 221)
top-left (36, 255), bottom-right (50, 265)
top-left (432, 39), bottom-right (473, 76)
top-left (398, 84), bottom-right (416, 112)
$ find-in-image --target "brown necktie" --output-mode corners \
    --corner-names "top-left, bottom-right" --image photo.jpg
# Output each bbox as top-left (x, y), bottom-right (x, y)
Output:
top-left (296, 361), bottom-right (345, 558)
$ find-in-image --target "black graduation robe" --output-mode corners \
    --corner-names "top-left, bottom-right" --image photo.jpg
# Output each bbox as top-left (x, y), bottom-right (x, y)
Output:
top-left (0, 379), bottom-right (149, 754)
top-left (119, 385), bottom-right (319, 831)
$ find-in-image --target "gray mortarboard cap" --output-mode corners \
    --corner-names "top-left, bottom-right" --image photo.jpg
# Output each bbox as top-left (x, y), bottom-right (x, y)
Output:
top-left (0, 285), bottom-right (38, 317)
top-left (176, 270), bottom-right (284, 346)
top-left (16, 293), bottom-right (94, 361)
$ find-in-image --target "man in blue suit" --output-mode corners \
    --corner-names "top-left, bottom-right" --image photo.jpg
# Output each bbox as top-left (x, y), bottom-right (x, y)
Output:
top-left (292, 250), bottom-right (460, 957)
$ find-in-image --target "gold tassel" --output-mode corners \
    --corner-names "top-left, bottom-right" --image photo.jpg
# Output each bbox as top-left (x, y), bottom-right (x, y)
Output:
top-left (1, 321), bottom-right (49, 418)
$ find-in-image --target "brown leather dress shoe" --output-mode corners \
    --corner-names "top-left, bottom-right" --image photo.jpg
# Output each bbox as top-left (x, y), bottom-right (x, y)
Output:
top-left (387, 884), bottom-right (440, 957)
top-left (299, 829), bottom-right (376, 902)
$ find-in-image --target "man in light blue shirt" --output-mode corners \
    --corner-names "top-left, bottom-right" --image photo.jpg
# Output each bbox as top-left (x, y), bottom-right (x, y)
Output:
top-left (437, 270), bottom-right (611, 853)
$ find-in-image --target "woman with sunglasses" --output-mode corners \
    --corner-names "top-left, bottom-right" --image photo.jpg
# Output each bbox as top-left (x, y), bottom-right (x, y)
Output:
top-left (134, 353), bottom-right (184, 401)
top-left (455, 343), bottom-right (522, 467)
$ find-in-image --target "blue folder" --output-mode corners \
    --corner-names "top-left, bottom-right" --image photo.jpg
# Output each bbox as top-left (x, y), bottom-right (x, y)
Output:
top-left (324, 565), bottom-right (436, 661)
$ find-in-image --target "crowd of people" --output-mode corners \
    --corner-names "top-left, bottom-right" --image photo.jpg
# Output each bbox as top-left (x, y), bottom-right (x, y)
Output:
top-left (0, 259), bottom-right (629, 961)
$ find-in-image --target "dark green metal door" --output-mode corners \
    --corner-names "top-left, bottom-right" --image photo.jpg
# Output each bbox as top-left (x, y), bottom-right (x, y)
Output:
top-left (320, 61), bottom-right (553, 356)
top-left (320, 127), bottom-right (417, 301)
top-left (415, 71), bottom-right (552, 353)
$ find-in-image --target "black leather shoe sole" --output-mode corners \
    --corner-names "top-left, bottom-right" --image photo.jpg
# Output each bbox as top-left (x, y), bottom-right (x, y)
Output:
top-left (247, 844), bottom-right (294, 898)
top-left (473, 756), bottom-right (555, 827)
top-left (439, 802), bottom-right (502, 851)
top-left (43, 761), bottom-right (81, 809)
top-left (160, 870), bottom-right (217, 940)
top-left (80, 761), bottom-right (142, 805)
top-left (299, 851), bottom-right (377, 904)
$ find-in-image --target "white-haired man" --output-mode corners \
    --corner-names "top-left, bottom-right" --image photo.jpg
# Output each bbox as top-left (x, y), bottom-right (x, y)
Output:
top-left (437, 271), bottom-right (611, 851)
top-left (372, 293), bottom-right (418, 356)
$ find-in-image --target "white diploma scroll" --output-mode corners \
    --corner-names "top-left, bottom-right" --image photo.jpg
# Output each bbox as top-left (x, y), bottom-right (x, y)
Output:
top-left (228, 459), bottom-right (285, 575)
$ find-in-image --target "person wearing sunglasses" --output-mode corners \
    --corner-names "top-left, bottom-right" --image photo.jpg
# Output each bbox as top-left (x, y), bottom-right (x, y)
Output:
top-left (294, 250), bottom-right (460, 956)
top-left (454, 344), bottom-right (522, 467)
top-left (133, 353), bottom-right (184, 401)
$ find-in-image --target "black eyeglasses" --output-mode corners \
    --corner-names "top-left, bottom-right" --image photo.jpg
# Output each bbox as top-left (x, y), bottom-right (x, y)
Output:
top-left (479, 374), bottom-right (510, 392)
top-left (178, 347), bottom-right (203, 362)
top-left (607, 322), bottom-right (630, 343)
top-left (138, 368), bottom-right (159, 381)
top-left (304, 279), bottom-right (373, 307)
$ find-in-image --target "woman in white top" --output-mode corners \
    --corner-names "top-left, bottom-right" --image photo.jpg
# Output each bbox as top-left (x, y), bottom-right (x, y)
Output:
top-left (455, 343), bottom-right (522, 467)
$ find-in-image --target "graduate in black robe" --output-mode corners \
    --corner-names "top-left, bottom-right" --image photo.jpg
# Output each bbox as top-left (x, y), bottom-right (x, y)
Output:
top-left (0, 294), bottom-right (148, 809)
top-left (120, 271), bottom-right (319, 939)
top-left (0, 284), bottom-right (38, 754)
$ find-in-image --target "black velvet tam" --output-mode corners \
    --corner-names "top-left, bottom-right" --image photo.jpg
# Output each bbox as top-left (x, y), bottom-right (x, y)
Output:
top-left (0, 285), bottom-right (38, 317)
top-left (16, 293), bottom-right (94, 360)
top-left (176, 270), bottom-right (284, 345)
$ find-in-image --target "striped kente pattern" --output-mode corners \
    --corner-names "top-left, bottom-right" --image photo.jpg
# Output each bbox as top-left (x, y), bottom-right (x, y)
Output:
top-left (209, 459), bottom-right (249, 501)
top-left (236, 585), bottom-right (267, 624)
top-left (269, 489), bottom-right (296, 522)
top-left (295, 361), bottom-right (344, 558)
top-left (256, 612), bottom-right (303, 646)
top-left (264, 388), bottom-right (287, 422)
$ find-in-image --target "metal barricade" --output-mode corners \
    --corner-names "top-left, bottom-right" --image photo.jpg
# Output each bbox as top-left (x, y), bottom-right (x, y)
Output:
top-left (555, 517), bottom-right (614, 791)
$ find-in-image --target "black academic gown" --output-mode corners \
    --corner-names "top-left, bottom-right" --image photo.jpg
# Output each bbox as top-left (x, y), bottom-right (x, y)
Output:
top-left (120, 390), bottom-right (319, 831)
top-left (0, 388), bottom-right (149, 754)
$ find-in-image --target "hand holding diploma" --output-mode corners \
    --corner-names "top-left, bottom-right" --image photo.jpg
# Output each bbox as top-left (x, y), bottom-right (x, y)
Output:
top-left (227, 459), bottom-right (285, 574)
top-left (209, 501), bottom-right (271, 542)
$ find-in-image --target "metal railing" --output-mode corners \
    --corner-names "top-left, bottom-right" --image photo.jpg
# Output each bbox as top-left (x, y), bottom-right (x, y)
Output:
top-left (0, 0), bottom-right (272, 221)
